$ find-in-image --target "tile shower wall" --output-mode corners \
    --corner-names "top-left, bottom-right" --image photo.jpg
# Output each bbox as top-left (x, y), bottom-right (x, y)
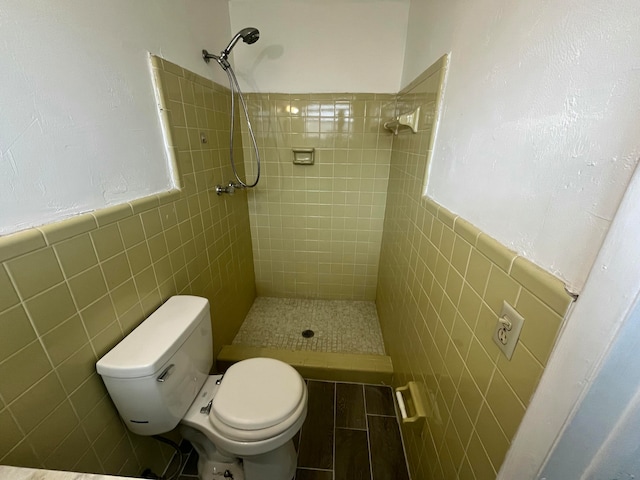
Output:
top-left (0, 57), bottom-right (255, 475)
top-left (241, 93), bottom-right (395, 300)
top-left (376, 65), bottom-right (574, 479)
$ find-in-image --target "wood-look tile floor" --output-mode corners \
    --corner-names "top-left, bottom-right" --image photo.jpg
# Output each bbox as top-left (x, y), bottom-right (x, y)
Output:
top-left (172, 380), bottom-right (410, 480)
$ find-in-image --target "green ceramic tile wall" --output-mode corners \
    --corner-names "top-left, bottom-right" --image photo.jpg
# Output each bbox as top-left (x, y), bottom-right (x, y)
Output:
top-left (376, 60), bottom-right (573, 479)
top-left (241, 93), bottom-right (395, 300)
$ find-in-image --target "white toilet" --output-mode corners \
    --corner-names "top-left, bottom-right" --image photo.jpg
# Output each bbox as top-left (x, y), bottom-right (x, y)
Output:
top-left (96, 295), bottom-right (307, 480)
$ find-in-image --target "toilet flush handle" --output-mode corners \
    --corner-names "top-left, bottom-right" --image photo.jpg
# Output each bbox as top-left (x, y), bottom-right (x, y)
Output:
top-left (156, 364), bottom-right (175, 383)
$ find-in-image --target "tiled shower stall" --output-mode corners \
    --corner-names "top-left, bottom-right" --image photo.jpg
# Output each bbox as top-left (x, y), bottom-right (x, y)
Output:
top-left (241, 92), bottom-right (395, 300)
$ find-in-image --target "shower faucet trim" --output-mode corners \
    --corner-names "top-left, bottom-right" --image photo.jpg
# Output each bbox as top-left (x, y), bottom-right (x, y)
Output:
top-left (215, 181), bottom-right (244, 196)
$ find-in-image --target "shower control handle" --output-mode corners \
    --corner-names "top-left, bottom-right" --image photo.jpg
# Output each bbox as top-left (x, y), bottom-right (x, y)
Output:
top-left (215, 181), bottom-right (243, 196)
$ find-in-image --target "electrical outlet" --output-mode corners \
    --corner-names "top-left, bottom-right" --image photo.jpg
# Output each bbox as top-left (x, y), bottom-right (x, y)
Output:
top-left (493, 301), bottom-right (525, 360)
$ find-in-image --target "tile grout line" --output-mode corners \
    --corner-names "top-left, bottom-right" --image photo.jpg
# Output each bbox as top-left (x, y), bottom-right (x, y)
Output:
top-left (364, 384), bottom-right (374, 480)
top-left (333, 380), bottom-right (337, 480)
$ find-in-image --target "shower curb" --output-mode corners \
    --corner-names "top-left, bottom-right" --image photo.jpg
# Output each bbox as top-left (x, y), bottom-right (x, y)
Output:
top-left (216, 345), bottom-right (393, 384)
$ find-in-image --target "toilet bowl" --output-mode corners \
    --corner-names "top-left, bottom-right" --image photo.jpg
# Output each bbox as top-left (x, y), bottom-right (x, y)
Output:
top-left (96, 296), bottom-right (307, 480)
top-left (182, 363), bottom-right (307, 480)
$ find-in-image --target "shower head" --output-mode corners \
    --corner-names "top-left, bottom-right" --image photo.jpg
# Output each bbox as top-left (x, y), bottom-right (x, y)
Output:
top-left (222, 27), bottom-right (260, 56)
top-left (203, 27), bottom-right (260, 69)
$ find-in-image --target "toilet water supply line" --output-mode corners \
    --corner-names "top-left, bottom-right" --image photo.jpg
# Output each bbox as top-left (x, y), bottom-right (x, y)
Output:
top-left (202, 28), bottom-right (262, 195)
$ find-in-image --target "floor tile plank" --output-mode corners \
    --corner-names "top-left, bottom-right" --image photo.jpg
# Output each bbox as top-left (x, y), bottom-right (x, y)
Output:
top-left (364, 385), bottom-right (396, 416)
top-left (335, 428), bottom-right (371, 480)
top-left (295, 469), bottom-right (333, 480)
top-left (298, 381), bottom-right (335, 470)
top-left (336, 383), bottom-right (366, 429)
top-left (368, 415), bottom-right (410, 480)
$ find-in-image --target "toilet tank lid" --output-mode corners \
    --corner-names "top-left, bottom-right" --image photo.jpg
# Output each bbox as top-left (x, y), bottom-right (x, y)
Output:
top-left (96, 296), bottom-right (209, 379)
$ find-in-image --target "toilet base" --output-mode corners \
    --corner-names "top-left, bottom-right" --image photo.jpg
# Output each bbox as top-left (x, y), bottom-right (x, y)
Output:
top-left (242, 439), bottom-right (296, 480)
top-left (199, 458), bottom-right (244, 480)
top-left (180, 373), bottom-right (304, 480)
top-left (182, 422), bottom-right (297, 480)
top-left (180, 425), bottom-right (242, 480)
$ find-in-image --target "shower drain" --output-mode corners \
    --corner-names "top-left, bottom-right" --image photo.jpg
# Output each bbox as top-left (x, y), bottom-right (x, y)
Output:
top-left (301, 329), bottom-right (315, 338)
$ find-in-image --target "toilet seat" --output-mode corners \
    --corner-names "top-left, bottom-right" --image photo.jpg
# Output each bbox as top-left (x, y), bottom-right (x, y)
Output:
top-left (182, 373), bottom-right (308, 456)
top-left (209, 358), bottom-right (305, 441)
top-left (208, 387), bottom-right (306, 441)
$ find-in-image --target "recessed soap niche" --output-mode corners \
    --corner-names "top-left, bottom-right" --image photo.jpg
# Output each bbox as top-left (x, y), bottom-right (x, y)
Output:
top-left (292, 147), bottom-right (315, 165)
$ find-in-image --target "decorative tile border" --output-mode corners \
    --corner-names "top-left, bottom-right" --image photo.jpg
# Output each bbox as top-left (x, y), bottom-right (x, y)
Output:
top-left (0, 191), bottom-right (181, 263)
top-left (426, 198), bottom-right (572, 317)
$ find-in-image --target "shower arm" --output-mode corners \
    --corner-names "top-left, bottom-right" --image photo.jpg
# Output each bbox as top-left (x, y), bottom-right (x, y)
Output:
top-left (202, 49), bottom-right (231, 70)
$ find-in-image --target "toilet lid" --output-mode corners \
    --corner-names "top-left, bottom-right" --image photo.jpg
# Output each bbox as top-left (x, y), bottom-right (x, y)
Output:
top-left (211, 358), bottom-right (304, 431)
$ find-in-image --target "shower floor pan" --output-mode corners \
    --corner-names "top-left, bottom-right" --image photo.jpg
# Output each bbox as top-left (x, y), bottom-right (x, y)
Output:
top-left (217, 297), bottom-right (393, 383)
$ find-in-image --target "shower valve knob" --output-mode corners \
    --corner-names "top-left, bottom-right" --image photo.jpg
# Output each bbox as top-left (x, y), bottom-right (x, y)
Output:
top-left (215, 182), bottom-right (242, 196)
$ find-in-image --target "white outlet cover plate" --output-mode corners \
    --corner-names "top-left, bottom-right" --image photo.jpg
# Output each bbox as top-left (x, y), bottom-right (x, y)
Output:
top-left (493, 301), bottom-right (525, 360)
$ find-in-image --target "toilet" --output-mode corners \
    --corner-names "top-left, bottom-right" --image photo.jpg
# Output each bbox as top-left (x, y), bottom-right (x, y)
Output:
top-left (96, 295), bottom-right (307, 480)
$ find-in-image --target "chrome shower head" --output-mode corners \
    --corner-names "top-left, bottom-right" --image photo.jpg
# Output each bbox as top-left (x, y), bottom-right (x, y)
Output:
top-left (203, 27), bottom-right (260, 70)
top-left (222, 27), bottom-right (260, 56)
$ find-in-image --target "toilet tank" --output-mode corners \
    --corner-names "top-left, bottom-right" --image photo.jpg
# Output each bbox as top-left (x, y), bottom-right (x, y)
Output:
top-left (96, 295), bottom-right (213, 436)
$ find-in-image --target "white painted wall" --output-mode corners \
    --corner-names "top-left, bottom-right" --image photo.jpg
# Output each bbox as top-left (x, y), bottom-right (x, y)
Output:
top-left (228, 0), bottom-right (410, 93)
top-left (0, 0), bottom-right (231, 235)
top-left (403, 0), bottom-right (640, 290)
